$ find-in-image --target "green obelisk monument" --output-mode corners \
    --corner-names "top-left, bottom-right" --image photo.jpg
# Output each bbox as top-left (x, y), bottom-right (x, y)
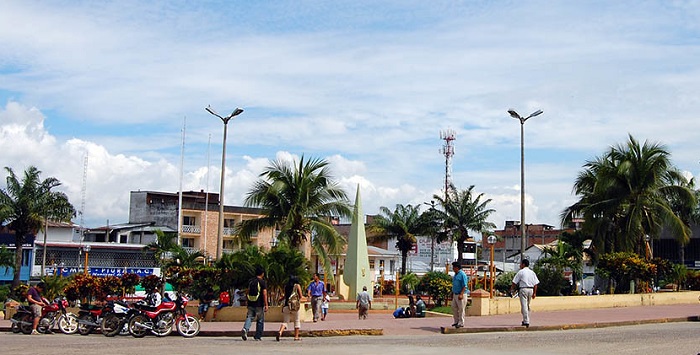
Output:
top-left (343, 185), bottom-right (372, 300)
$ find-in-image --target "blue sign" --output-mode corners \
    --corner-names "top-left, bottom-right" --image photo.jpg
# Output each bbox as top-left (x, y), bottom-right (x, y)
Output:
top-left (50, 267), bottom-right (157, 278)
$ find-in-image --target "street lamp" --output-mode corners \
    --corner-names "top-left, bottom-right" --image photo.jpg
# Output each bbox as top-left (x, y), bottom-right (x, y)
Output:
top-left (83, 245), bottom-right (91, 275)
top-left (508, 108), bottom-right (543, 261)
top-left (206, 105), bottom-right (244, 260)
top-left (487, 235), bottom-right (497, 298)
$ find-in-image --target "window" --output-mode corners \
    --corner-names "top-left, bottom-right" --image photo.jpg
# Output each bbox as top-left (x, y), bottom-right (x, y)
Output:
top-left (183, 216), bottom-right (196, 226)
top-left (222, 240), bottom-right (236, 250)
top-left (182, 238), bottom-right (195, 248)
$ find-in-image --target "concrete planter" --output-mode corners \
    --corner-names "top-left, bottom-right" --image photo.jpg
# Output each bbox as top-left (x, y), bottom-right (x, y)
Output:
top-left (197, 303), bottom-right (313, 322)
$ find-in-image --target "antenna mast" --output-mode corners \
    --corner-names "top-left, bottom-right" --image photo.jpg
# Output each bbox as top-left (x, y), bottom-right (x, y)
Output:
top-left (440, 129), bottom-right (456, 200)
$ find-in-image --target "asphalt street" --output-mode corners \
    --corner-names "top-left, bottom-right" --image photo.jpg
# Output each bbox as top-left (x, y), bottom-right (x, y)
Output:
top-left (1, 322), bottom-right (698, 355)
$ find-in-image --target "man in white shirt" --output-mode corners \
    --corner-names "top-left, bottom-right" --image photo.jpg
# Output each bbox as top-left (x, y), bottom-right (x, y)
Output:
top-left (510, 259), bottom-right (539, 328)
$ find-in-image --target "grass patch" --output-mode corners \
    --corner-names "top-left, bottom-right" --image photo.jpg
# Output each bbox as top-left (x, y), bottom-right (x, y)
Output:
top-left (430, 306), bottom-right (451, 314)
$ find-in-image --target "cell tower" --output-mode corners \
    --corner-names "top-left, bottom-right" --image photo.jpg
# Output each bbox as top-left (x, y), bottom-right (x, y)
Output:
top-left (440, 129), bottom-right (456, 200)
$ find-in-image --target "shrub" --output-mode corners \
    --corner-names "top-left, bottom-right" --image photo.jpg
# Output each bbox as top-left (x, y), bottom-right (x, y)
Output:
top-left (532, 265), bottom-right (568, 296)
top-left (416, 272), bottom-right (452, 306)
top-left (495, 271), bottom-right (516, 295)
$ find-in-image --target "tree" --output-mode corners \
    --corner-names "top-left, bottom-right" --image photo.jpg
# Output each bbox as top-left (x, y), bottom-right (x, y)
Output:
top-left (368, 204), bottom-right (423, 276)
top-left (562, 135), bottom-right (695, 257)
top-left (0, 245), bottom-right (14, 272)
top-left (143, 229), bottom-right (178, 267)
top-left (237, 156), bottom-right (352, 280)
top-left (0, 166), bottom-right (75, 288)
top-left (432, 185), bottom-right (496, 265)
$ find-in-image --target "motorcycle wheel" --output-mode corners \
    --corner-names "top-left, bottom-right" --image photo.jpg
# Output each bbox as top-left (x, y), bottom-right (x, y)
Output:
top-left (58, 313), bottom-right (79, 334)
top-left (128, 314), bottom-right (149, 338)
top-left (10, 316), bottom-right (21, 333)
top-left (36, 316), bottom-right (53, 334)
top-left (19, 314), bottom-right (33, 334)
top-left (77, 314), bottom-right (95, 335)
top-left (151, 315), bottom-right (174, 337)
top-left (101, 314), bottom-right (122, 337)
top-left (176, 315), bottom-right (200, 338)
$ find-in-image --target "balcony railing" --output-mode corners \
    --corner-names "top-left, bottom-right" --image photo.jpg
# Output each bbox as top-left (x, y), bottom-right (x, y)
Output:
top-left (181, 225), bottom-right (201, 234)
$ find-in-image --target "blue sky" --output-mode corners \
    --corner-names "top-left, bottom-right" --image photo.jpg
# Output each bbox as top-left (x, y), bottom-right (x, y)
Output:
top-left (2, 1), bottom-right (700, 235)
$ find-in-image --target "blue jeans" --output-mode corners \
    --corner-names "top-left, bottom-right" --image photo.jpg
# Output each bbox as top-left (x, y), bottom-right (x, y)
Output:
top-left (243, 306), bottom-right (265, 339)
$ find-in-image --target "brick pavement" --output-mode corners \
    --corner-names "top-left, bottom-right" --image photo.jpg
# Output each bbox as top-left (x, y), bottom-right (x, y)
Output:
top-left (2, 303), bottom-right (698, 337)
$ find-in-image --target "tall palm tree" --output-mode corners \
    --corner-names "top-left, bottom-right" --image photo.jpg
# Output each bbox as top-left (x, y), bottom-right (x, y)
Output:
top-left (432, 185), bottom-right (496, 265)
top-left (367, 204), bottom-right (424, 276)
top-left (562, 135), bottom-right (695, 256)
top-left (0, 166), bottom-right (75, 288)
top-left (236, 156), bottom-right (352, 280)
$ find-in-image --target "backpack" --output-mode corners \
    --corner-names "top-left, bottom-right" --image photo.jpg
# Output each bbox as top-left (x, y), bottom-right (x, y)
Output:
top-left (288, 284), bottom-right (301, 311)
top-left (247, 278), bottom-right (261, 302)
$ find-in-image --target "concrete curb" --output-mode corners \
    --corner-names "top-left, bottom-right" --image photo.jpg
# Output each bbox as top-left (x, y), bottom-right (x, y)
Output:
top-left (440, 315), bottom-right (700, 334)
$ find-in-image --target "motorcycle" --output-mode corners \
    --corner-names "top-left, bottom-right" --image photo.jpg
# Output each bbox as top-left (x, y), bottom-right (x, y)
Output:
top-left (173, 294), bottom-right (200, 338)
top-left (100, 300), bottom-right (137, 337)
top-left (128, 296), bottom-right (177, 337)
top-left (128, 293), bottom-right (200, 338)
top-left (11, 298), bottom-right (78, 334)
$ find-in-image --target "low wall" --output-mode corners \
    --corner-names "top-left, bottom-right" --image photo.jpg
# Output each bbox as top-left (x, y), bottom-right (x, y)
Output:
top-left (467, 289), bottom-right (700, 316)
top-left (198, 303), bottom-right (313, 322)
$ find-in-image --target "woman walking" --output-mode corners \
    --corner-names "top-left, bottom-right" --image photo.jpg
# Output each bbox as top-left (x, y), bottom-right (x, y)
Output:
top-left (277, 275), bottom-right (304, 341)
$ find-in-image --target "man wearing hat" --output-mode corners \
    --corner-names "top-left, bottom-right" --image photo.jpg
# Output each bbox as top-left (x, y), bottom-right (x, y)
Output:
top-left (451, 261), bottom-right (469, 328)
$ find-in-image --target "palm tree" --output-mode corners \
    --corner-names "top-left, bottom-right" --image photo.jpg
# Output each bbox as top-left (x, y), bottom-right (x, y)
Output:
top-left (0, 166), bottom-right (75, 288)
top-left (562, 135), bottom-right (695, 256)
top-left (236, 156), bottom-right (352, 279)
top-left (368, 204), bottom-right (424, 275)
top-left (143, 229), bottom-right (178, 266)
top-left (432, 185), bottom-right (496, 265)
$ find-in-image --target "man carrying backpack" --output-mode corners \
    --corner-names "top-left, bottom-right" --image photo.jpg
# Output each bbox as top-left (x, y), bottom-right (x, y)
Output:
top-left (242, 266), bottom-right (268, 341)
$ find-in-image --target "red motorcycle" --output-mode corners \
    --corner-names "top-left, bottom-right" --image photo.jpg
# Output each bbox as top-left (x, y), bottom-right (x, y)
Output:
top-left (11, 297), bottom-right (78, 335)
top-left (128, 293), bottom-right (199, 338)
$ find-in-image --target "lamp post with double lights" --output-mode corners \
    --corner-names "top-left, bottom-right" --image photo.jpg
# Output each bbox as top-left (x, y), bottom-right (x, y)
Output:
top-left (508, 109), bottom-right (543, 262)
top-left (487, 235), bottom-right (497, 298)
top-left (205, 105), bottom-right (244, 260)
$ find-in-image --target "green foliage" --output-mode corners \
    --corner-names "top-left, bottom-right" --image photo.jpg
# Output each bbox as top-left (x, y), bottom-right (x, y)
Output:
top-left (367, 204), bottom-right (423, 276)
top-left (216, 245), bottom-right (267, 291)
top-left (416, 271), bottom-right (452, 306)
top-left (686, 269), bottom-right (700, 290)
top-left (121, 273), bottom-right (140, 295)
top-left (380, 280), bottom-right (395, 295)
top-left (0, 284), bottom-right (11, 303)
top-left (495, 271), bottom-right (516, 295)
top-left (596, 252), bottom-right (657, 293)
top-left (400, 272), bottom-right (420, 294)
top-left (265, 245), bottom-right (311, 305)
top-left (669, 264), bottom-right (688, 290)
top-left (10, 284), bottom-right (28, 302)
top-left (40, 274), bottom-right (70, 300)
top-left (0, 245), bottom-right (14, 271)
top-left (532, 264), bottom-right (568, 296)
top-left (63, 274), bottom-right (100, 302)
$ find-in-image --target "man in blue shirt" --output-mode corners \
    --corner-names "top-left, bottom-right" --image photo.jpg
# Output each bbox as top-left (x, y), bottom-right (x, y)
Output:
top-left (306, 273), bottom-right (325, 322)
top-left (451, 261), bottom-right (469, 328)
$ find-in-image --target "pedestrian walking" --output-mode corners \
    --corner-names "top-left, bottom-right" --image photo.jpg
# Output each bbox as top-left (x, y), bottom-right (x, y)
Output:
top-left (242, 266), bottom-right (268, 341)
top-left (451, 261), bottom-right (468, 328)
top-left (277, 275), bottom-right (303, 341)
top-left (510, 259), bottom-right (539, 328)
top-left (307, 273), bottom-right (325, 322)
top-left (356, 285), bottom-right (372, 319)
top-left (321, 291), bottom-right (330, 320)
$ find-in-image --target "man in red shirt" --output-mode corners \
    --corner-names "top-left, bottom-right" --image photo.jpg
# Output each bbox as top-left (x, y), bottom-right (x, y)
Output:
top-left (212, 290), bottom-right (231, 320)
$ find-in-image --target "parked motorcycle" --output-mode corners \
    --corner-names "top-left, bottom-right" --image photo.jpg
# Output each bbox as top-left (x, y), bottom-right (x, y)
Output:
top-left (100, 300), bottom-right (136, 337)
top-left (128, 293), bottom-right (199, 338)
top-left (128, 297), bottom-right (177, 337)
top-left (173, 294), bottom-right (200, 338)
top-left (11, 298), bottom-right (78, 335)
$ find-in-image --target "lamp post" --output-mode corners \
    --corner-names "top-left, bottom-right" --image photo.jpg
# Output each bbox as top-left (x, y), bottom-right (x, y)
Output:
top-left (487, 235), bottom-right (497, 298)
top-left (508, 109), bottom-right (543, 261)
top-left (205, 105), bottom-right (244, 260)
top-left (83, 245), bottom-right (91, 275)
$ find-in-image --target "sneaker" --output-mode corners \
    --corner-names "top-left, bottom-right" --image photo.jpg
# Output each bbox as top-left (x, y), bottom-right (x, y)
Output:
top-left (241, 328), bottom-right (248, 341)
top-left (31, 330), bottom-right (40, 335)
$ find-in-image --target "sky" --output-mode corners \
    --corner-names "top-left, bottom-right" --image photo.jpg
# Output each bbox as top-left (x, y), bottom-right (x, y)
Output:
top-left (2, 1), bottom-right (700, 238)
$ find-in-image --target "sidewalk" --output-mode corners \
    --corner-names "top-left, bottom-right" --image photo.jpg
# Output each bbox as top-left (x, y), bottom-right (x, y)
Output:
top-left (2, 303), bottom-right (698, 337)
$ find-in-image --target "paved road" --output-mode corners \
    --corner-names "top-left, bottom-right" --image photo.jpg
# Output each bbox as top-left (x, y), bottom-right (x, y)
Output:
top-left (1, 322), bottom-right (698, 355)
